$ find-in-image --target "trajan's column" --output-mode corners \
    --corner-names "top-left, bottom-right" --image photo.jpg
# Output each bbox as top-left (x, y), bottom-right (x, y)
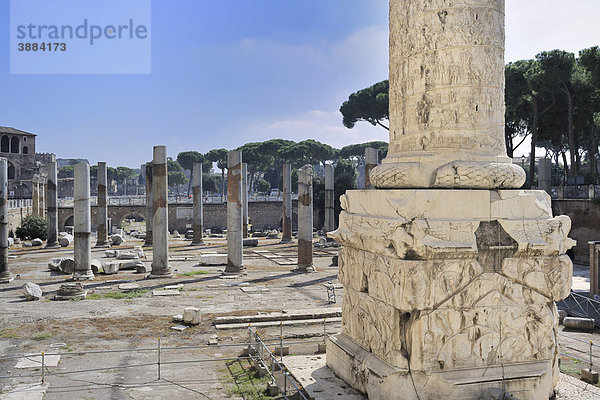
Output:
top-left (327, 1), bottom-right (575, 399)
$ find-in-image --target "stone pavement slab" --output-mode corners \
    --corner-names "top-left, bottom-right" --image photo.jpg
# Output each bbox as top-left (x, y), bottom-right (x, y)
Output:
top-left (15, 354), bottom-right (60, 368)
top-left (0, 383), bottom-right (48, 400)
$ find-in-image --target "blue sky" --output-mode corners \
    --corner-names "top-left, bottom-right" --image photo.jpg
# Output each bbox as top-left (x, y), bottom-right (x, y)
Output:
top-left (0, 0), bottom-right (599, 166)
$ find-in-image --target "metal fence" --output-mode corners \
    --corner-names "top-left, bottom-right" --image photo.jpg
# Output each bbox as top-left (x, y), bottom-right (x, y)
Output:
top-left (557, 292), bottom-right (600, 328)
top-left (0, 321), bottom-right (331, 399)
top-left (7, 199), bottom-right (32, 209)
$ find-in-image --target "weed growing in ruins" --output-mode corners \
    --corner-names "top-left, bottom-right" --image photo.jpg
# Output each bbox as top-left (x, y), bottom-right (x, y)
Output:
top-left (0, 330), bottom-right (18, 339)
top-left (223, 358), bottom-right (274, 400)
top-left (87, 289), bottom-right (149, 300)
top-left (178, 270), bottom-right (209, 277)
top-left (33, 331), bottom-right (51, 340)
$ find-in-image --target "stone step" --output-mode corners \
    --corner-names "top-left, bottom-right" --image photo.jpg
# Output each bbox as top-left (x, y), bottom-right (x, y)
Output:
top-left (213, 308), bottom-right (341, 325)
top-left (214, 316), bottom-right (341, 330)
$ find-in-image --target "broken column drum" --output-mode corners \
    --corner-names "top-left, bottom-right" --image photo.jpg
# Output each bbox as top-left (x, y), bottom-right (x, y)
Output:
top-left (149, 146), bottom-right (172, 278)
top-left (46, 161), bottom-right (60, 248)
top-left (0, 158), bottom-right (13, 283)
top-left (281, 163), bottom-right (292, 243)
top-left (95, 162), bottom-right (109, 247)
top-left (144, 162), bottom-right (153, 246)
top-left (191, 162), bottom-right (204, 245)
top-left (73, 163), bottom-right (94, 280)
top-left (324, 164), bottom-right (335, 233)
top-left (326, 1), bottom-right (575, 399)
top-left (225, 151), bottom-right (244, 274)
top-left (296, 165), bottom-right (314, 272)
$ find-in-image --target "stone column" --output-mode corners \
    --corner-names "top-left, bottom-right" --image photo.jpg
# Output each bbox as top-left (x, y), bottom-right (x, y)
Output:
top-left (149, 146), bottom-right (172, 278)
top-left (45, 161), bottom-right (60, 248)
top-left (31, 177), bottom-right (39, 216)
top-left (191, 162), bottom-right (204, 245)
top-left (144, 162), bottom-right (153, 246)
top-left (281, 163), bottom-right (292, 243)
top-left (591, 241), bottom-right (600, 299)
top-left (370, 0), bottom-right (525, 190)
top-left (95, 162), bottom-right (109, 247)
top-left (324, 164), bottom-right (335, 233)
top-left (40, 182), bottom-right (45, 219)
top-left (225, 151), bottom-right (244, 274)
top-left (364, 147), bottom-right (378, 190)
top-left (242, 163), bottom-right (249, 238)
top-left (73, 163), bottom-right (94, 281)
top-left (295, 165), bottom-right (314, 273)
top-left (538, 158), bottom-right (552, 194)
top-left (0, 158), bottom-right (13, 283)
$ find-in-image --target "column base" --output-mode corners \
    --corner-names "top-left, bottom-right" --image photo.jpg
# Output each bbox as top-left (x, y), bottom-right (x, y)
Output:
top-left (280, 238), bottom-right (293, 244)
top-left (190, 240), bottom-right (204, 246)
top-left (143, 241), bottom-right (153, 247)
top-left (72, 271), bottom-right (95, 281)
top-left (0, 273), bottom-right (14, 284)
top-left (222, 268), bottom-right (247, 276)
top-left (45, 242), bottom-right (61, 249)
top-left (146, 271), bottom-right (174, 279)
top-left (327, 334), bottom-right (554, 400)
top-left (292, 264), bottom-right (315, 273)
top-left (94, 242), bottom-right (111, 248)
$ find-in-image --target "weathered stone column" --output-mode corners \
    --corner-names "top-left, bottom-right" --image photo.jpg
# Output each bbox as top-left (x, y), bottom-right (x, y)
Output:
top-left (324, 164), bottom-right (335, 233)
top-left (95, 162), bottom-right (109, 247)
top-left (191, 162), bottom-right (204, 245)
top-left (73, 163), bottom-right (94, 281)
top-left (295, 165), bottom-right (314, 273)
top-left (364, 147), bottom-right (378, 189)
top-left (590, 241), bottom-right (600, 299)
top-left (225, 151), bottom-right (244, 274)
top-left (538, 158), bottom-right (552, 194)
top-left (45, 161), bottom-right (60, 248)
top-left (31, 177), bottom-right (39, 216)
top-left (370, 0), bottom-right (525, 190)
top-left (144, 162), bottom-right (153, 246)
top-left (242, 163), bottom-right (249, 238)
top-left (281, 163), bottom-right (292, 243)
top-left (40, 182), bottom-right (45, 219)
top-left (149, 146), bottom-right (172, 278)
top-left (0, 158), bottom-right (13, 283)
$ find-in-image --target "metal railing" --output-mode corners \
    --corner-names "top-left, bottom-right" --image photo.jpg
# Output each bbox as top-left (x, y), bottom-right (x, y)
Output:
top-left (559, 332), bottom-right (599, 373)
top-left (0, 319), bottom-right (334, 399)
top-left (7, 199), bottom-right (32, 209)
top-left (557, 292), bottom-right (600, 328)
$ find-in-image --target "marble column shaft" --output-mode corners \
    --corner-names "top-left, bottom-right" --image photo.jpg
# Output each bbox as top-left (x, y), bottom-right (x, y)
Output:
top-left (324, 164), bottom-right (335, 233)
top-left (73, 163), bottom-right (94, 280)
top-left (0, 159), bottom-right (12, 283)
top-left (95, 162), bottom-right (109, 247)
top-left (150, 146), bottom-right (172, 278)
top-left (364, 147), bottom-right (378, 190)
top-left (144, 163), bottom-right (153, 246)
top-left (46, 161), bottom-right (59, 248)
top-left (192, 162), bottom-right (204, 245)
top-left (281, 163), bottom-right (292, 243)
top-left (32, 178), bottom-right (39, 216)
top-left (225, 151), bottom-right (244, 273)
top-left (296, 165), bottom-right (314, 272)
top-left (242, 163), bottom-right (248, 238)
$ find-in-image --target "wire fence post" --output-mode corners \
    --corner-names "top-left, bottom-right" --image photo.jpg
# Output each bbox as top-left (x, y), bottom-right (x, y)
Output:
top-left (323, 318), bottom-right (327, 343)
top-left (591, 340), bottom-right (594, 371)
top-left (280, 322), bottom-right (284, 364)
top-left (41, 352), bottom-right (45, 384)
top-left (284, 367), bottom-right (287, 397)
top-left (157, 337), bottom-right (161, 380)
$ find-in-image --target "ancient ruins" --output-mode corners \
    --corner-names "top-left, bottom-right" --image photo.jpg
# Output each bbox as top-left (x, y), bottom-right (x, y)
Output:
top-left (326, 1), bottom-right (575, 399)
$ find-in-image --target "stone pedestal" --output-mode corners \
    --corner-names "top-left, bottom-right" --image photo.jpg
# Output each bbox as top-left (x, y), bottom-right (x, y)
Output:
top-left (149, 146), bottom-right (172, 278)
top-left (73, 163), bottom-right (94, 281)
top-left (324, 164), bottom-right (335, 233)
top-left (45, 161), bottom-right (60, 249)
top-left (191, 162), bottom-right (204, 245)
top-left (281, 163), bottom-right (292, 243)
top-left (327, 189), bottom-right (574, 400)
top-left (225, 151), bottom-right (245, 274)
top-left (144, 163), bottom-right (153, 246)
top-left (295, 165), bottom-right (314, 273)
top-left (95, 162), bottom-right (109, 248)
top-left (0, 158), bottom-right (13, 283)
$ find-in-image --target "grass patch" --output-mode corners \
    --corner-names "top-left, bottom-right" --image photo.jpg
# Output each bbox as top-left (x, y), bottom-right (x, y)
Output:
top-left (224, 359), bottom-right (274, 400)
top-left (0, 330), bottom-right (19, 339)
top-left (178, 270), bottom-right (210, 277)
top-left (87, 289), bottom-right (149, 300)
top-left (559, 363), bottom-right (581, 375)
top-left (33, 331), bottom-right (52, 340)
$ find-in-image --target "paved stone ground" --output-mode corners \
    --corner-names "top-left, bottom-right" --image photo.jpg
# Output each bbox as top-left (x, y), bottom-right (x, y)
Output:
top-left (0, 236), bottom-right (598, 399)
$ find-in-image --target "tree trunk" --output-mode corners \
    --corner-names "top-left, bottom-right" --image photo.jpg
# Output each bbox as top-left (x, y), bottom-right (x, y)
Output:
top-left (529, 100), bottom-right (539, 188)
top-left (561, 151), bottom-right (570, 178)
top-left (563, 85), bottom-right (576, 177)
top-left (221, 169), bottom-right (225, 203)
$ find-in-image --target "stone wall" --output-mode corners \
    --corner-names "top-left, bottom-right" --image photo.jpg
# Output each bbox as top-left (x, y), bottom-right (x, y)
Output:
top-left (8, 206), bottom-right (32, 236)
top-left (552, 199), bottom-right (599, 264)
